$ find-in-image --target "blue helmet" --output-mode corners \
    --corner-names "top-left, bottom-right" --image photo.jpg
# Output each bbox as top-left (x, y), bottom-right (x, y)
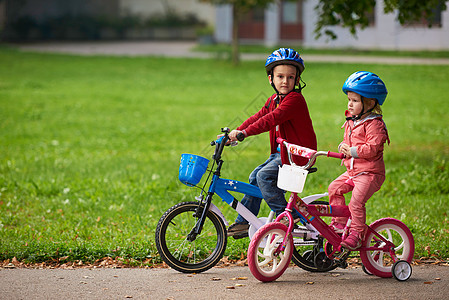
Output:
top-left (342, 71), bottom-right (388, 105)
top-left (265, 48), bottom-right (305, 75)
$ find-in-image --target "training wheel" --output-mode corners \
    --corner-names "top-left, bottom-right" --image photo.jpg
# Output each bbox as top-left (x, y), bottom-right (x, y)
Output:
top-left (392, 260), bottom-right (412, 281)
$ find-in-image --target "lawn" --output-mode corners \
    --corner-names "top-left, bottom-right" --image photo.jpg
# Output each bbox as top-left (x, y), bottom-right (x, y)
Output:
top-left (0, 46), bottom-right (448, 265)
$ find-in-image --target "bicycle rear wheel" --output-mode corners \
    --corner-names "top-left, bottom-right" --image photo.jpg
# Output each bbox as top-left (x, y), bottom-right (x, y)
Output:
top-left (247, 222), bottom-right (293, 282)
top-left (360, 218), bottom-right (414, 278)
top-left (155, 201), bottom-right (227, 273)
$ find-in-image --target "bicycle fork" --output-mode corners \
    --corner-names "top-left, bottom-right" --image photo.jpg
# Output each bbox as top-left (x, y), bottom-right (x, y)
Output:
top-left (186, 192), bottom-right (213, 242)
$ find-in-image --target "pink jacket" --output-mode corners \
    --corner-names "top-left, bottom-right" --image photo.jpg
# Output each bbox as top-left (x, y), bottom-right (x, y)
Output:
top-left (340, 111), bottom-right (390, 176)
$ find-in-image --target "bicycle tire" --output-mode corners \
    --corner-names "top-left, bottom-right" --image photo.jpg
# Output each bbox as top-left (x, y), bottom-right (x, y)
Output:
top-left (291, 200), bottom-right (338, 272)
top-left (247, 222), bottom-right (293, 282)
top-left (360, 218), bottom-right (414, 278)
top-left (155, 201), bottom-right (227, 273)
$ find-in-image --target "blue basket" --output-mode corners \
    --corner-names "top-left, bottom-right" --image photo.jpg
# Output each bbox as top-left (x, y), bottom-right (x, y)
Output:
top-left (179, 154), bottom-right (210, 186)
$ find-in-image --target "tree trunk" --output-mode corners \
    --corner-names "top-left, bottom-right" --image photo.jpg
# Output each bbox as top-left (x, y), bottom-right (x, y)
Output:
top-left (231, 5), bottom-right (240, 66)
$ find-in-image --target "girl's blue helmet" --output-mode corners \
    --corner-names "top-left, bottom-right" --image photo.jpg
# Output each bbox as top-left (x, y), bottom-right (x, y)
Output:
top-left (342, 71), bottom-right (388, 105)
top-left (265, 48), bottom-right (305, 75)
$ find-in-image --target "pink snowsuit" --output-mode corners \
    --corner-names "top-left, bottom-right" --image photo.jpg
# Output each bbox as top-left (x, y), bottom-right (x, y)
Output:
top-left (328, 111), bottom-right (390, 236)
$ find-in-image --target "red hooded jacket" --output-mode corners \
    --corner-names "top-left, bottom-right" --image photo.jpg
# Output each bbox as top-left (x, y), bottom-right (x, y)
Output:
top-left (237, 91), bottom-right (317, 166)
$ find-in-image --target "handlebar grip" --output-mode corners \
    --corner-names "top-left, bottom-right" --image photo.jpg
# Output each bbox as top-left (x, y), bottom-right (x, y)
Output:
top-left (236, 132), bottom-right (245, 142)
top-left (276, 137), bottom-right (285, 144)
top-left (327, 151), bottom-right (344, 159)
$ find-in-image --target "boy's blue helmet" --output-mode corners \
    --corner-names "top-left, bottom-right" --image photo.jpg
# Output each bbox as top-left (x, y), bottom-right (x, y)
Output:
top-left (265, 48), bottom-right (305, 75)
top-left (342, 71), bottom-right (388, 105)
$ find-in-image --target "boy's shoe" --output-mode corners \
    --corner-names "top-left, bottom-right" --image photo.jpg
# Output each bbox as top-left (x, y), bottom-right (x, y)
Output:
top-left (227, 223), bottom-right (249, 238)
top-left (341, 231), bottom-right (362, 250)
top-left (330, 221), bottom-right (345, 235)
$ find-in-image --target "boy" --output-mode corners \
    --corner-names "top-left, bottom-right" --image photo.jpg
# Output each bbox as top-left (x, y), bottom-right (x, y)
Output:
top-left (227, 48), bottom-right (317, 238)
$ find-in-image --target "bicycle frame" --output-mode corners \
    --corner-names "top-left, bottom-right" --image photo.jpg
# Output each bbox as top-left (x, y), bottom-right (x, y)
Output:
top-left (275, 194), bottom-right (402, 262)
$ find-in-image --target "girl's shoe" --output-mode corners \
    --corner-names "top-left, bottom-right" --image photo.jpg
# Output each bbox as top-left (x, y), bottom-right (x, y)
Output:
top-left (341, 231), bottom-right (362, 250)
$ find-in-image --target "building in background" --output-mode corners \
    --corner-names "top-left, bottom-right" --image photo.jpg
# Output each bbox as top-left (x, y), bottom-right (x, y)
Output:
top-left (215, 0), bottom-right (449, 50)
top-left (0, 0), bottom-right (214, 40)
top-left (1, 0), bottom-right (448, 50)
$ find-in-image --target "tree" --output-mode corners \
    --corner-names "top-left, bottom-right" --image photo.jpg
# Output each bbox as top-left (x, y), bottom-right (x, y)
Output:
top-left (314, 0), bottom-right (448, 40)
top-left (200, 0), bottom-right (274, 65)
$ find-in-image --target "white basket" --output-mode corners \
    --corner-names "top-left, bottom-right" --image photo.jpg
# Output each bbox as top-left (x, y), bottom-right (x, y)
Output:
top-left (277, 164), bottom-right (308, 193)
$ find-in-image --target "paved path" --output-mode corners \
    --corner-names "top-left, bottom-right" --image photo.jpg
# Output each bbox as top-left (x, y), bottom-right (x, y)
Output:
top-left (1, 264), bottom-right (448, 299)
top-left (14, 41), bottom-right (449, 65)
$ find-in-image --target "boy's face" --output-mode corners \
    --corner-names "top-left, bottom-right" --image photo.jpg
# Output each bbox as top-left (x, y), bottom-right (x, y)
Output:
top-left (347, 91), bottom-right (375, 116)
top-left (269, 65), bottom-right (298, 95)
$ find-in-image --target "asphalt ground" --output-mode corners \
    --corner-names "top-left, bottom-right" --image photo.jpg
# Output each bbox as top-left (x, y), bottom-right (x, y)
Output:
top-left (13, 40), bottom-right (449, 65)
top-left (1, 264), bottom-right (448, 299)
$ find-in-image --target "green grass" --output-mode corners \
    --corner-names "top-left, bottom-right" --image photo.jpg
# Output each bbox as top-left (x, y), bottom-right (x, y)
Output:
top-left (0, 45), bottom-right (448, 266)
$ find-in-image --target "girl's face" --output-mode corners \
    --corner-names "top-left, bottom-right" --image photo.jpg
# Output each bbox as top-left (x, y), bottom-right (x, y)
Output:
top-left (347, 91), bottom-right (375, 117)
top-left (269, 65), bottom-right (298, 95)
top-left (347, 91), bottom-right (363, 116)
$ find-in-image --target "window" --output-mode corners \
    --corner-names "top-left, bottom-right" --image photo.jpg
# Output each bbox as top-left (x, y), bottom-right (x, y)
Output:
top-left (403, 2), bottom-right (443, 27)
top-left (282, 2), bottom-right (298, 24)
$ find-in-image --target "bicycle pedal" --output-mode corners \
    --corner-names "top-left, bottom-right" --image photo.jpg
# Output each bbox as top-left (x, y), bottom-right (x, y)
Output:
top-left (338, 261), bottom-right (348, 269)
top-left (334, 248), bottom-right (350, 261)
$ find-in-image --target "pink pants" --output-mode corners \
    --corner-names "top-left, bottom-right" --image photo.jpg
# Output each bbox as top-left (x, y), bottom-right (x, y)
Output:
top-left (328, 172), bottom-right (385, 235)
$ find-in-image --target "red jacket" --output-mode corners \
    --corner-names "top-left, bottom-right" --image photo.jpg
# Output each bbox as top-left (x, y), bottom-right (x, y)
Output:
top-left (237, 91), bottom-right (317, 166)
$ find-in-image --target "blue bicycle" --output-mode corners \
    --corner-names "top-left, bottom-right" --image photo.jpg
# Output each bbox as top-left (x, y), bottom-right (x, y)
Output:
top-left (155, 128), bottom-right (331, 273)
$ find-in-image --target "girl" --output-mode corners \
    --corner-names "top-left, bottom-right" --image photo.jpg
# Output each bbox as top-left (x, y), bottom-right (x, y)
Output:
top-left (328, 71), bottom-right (390, 250)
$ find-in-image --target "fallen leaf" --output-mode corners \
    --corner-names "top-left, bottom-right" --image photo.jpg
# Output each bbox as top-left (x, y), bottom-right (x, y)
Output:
top-left (235, 284), bottom-right (245, 287)
top-left (4, 263), bottom-right (15, 269)
top-left (211, 277), bottom-right (221, 281)
top-left (226, 286), bottom-right (235, 289)
top-left (424, 281), bottom-right (433, 284)
top-left (306, 281), bottom-right (314, 285)
top-left (125, 296), bottom-right (133, 298)
top-left (435, 278), bottom-right (441, 280)
top-left (231, 277), bottom-right (248, 280)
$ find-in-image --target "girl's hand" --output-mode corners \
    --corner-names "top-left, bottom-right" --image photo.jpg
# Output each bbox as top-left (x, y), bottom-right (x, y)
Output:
top-left (339, 143), bottom-right (352, 158)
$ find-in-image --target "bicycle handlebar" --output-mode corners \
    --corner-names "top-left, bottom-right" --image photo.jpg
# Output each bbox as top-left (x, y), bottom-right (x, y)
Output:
top-left (327, 151), bottom-right (344, 159)
top-left (236, 132), bottom-right (245, 142)
top-left (276, 137), bottom-right (344, 169)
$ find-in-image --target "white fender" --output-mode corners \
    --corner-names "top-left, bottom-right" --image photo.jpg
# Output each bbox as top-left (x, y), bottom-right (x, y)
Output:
top-left (208, 203), bottom-right (229, 226)
top-left (302, 192), bottom-right (329, 204)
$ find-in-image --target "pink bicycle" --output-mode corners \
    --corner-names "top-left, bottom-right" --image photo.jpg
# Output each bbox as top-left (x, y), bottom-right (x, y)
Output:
top-left (247, 137), bottom-right (415, 282)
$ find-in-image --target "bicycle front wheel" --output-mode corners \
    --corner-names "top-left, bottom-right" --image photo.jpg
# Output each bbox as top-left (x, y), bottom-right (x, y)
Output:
top-left (247, 222), bottom-right (293, 282)
top-left (155, 201), bottom-right (227, 273)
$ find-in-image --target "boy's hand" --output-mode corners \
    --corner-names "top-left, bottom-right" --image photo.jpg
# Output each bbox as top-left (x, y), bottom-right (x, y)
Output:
top-left (228, 130), bottom-right (243, 142)
top-left (339, 143), bottom-right (352, 158)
